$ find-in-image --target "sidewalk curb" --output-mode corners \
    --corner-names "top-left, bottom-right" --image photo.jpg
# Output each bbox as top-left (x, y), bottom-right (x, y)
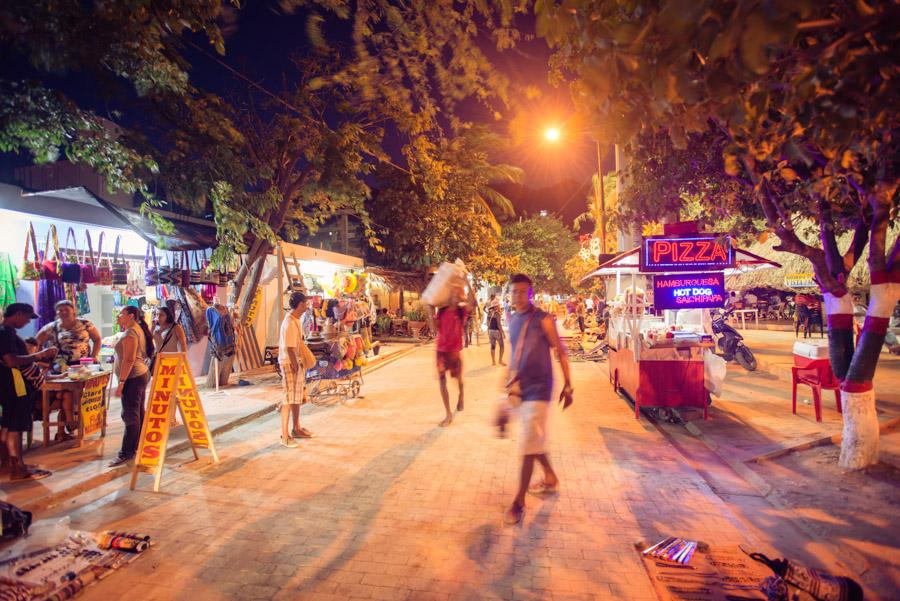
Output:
top-left (681, 422), bottom-right (879, 587)
top-left (23, 343), bottom-right (423, 513)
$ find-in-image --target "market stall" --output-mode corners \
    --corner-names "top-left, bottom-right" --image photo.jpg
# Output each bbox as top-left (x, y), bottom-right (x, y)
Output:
top-left (583, 223), bottom-right (779, 419)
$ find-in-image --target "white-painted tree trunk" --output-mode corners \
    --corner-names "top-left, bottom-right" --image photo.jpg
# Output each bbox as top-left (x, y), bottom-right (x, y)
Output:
top-left (839, 388), bottom-right (879, 469)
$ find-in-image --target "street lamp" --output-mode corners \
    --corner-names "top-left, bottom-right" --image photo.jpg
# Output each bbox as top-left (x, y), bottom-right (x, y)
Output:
top-left (543, 126), bottom-right (608, 254)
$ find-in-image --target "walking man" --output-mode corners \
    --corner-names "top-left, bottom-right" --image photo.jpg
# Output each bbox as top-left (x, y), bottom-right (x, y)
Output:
top-left (427, 282), bottom-right (475, 427)
top-left (504, 274), bottom-right (573, 525)
top-left (487, 298), bottom-right (506, 366)
top-left (278, 292), bottom-right (315, 447)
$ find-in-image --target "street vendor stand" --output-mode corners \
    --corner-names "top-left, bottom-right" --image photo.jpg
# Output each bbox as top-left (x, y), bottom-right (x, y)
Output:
top-left (583, 223), bottom-right (779, 420)
top-left (38, 370), bottom-right (112, 447)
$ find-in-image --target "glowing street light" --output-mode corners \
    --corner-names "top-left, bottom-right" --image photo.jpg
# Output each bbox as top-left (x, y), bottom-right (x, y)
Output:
top-left (544, 127), bottom-right (561, 142)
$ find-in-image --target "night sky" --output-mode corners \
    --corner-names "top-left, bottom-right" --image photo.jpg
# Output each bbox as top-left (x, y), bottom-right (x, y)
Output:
top-left (2, 1), bottom-right (612, 220)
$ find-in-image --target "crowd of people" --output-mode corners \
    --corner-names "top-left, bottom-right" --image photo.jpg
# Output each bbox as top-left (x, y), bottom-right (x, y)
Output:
top-left (0, 299), bottom-right (201, 481)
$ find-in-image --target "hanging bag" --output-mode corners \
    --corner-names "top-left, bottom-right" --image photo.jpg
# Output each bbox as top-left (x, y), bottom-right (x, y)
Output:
top-left (80, 231), bottom-right (98, 284)
top-left (180, 250), bottom-right (191, 288)
top-left (41, 224), bottom-right (61, 281)
top-left (19, 222), bottom-right (41, 281)
top-left (144, 242), bottom-right (160, 286)
top-left (60, 227), bottom-right (83, 284)
top-left (190, 250), bottom-right (203, 285)
top-left (157, 251), bottom-right (176, 286)
top-left (110, 236), bottom-right (129, 286)
top-left (95, 232), bottom-right (112, 285)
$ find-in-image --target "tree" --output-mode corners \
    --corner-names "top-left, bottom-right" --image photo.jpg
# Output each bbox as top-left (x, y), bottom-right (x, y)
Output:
top-left (534, 0), bottom-right (899, 468)
top-left (500, 216), bottom-right (579, 293)
top-left (150, 53), bottom-right (398, 321)
top-left (564, 253), bottom-right (604, 294)
top-left (0, 1), bottom-right (237, 227)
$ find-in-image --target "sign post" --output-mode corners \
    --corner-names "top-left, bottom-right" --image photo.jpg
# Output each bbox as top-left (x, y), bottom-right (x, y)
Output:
top-left (130, 352), bottom-right (219, 492)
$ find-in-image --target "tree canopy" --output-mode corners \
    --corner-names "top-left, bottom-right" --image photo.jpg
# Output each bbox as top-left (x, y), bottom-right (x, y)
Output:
top-left (501, 216), bottom-right (579, 294)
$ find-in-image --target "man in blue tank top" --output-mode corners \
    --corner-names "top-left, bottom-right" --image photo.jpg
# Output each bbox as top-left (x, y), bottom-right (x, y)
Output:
top-left (504, 274), bottom-right (573, 525)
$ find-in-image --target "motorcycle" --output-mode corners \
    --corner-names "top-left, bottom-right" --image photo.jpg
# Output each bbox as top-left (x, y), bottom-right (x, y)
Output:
top-left (710, 308), bottom-right (758, 371)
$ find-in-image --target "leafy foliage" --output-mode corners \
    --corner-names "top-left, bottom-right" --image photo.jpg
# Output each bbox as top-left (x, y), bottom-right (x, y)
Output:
top-left (0, 1), bottom-right (237, 229)
top-left (500, 216), bottom-right (579, 293)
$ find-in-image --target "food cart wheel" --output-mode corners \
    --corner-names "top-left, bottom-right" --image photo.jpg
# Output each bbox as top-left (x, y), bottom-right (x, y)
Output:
top-left (350, 378), bottom-right (361, 398)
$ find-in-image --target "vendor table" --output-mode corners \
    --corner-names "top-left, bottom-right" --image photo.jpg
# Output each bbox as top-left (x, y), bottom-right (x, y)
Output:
top-left (609, 343), bottom-right (710, 419)
top-left (40, 371), bottom-right (112, 448)
top-left (732, 308), bottom-right (758, 329)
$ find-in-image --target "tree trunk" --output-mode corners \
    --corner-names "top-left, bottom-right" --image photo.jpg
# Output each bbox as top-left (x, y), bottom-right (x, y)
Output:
top-left (838, 279), bottom-right (900, 468)
top-left (238, 249), bottom-right (269, 324)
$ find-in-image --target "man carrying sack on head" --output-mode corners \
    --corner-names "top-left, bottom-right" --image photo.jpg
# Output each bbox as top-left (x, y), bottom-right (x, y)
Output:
top-left (278, 292), bottom-right (316, 448)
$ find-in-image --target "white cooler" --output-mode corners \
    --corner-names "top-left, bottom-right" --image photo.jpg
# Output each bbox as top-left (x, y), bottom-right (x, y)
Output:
top-left (793, 340), bottom-right (830, 360)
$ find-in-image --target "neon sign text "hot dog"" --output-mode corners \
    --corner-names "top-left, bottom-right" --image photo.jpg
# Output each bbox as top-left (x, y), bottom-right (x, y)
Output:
top-left (641, 235), bottom-right (734, 273)
top-left (653, 273), bottom-right (726, 310)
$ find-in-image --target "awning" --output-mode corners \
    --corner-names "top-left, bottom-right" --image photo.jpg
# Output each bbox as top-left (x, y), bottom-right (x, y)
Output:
top-left (15, 185), bottom-right (217, 250)
top-left (366, 266), bottom-right (427, 293)
top-left (580, 246), bottom-right (781, 282)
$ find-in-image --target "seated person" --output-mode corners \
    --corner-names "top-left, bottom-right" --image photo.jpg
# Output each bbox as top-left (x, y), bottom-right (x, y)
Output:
top-left (35, 300), bottom-right (101, 439)
top-left (23, 338), bottom-right (66, 441)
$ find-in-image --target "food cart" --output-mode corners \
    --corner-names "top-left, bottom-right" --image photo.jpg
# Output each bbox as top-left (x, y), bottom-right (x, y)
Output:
top-left (583, 223), bottom-right (779, 420)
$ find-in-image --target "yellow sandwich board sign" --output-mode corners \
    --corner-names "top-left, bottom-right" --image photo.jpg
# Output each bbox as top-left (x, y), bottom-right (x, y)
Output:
top-left (130, 352), bottom-right (219, 492)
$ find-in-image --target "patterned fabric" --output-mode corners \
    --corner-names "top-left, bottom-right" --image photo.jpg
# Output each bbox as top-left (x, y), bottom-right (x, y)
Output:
top-left (0, 251), bottom-right (18, 313)
top-left (281, 365), bottom-right (305, 406)
top-left (37, 278), bottom-right (66, 330)
top-left (38, 318), bottom-right (96, 363)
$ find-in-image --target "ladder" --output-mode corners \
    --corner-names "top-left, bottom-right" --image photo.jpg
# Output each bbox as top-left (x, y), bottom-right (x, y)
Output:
top-left (281, 253), bottom-right (307, 293)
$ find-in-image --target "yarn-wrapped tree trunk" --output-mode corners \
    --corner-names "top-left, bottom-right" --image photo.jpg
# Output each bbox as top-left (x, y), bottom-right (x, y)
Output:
top-left (759, 184), bottom-right (899, 469)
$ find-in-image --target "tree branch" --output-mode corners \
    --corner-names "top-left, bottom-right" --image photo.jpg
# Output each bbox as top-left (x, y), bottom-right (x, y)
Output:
top-left (818, 198), bottom-right (843, 277)
top-left (843, 216), bottom-right (870, 274)
top-left (868, 192), bottom-right (890, 275)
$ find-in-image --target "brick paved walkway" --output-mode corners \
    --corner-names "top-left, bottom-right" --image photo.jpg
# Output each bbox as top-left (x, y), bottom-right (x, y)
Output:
top-left (67, 343), bottom-right (763, 601)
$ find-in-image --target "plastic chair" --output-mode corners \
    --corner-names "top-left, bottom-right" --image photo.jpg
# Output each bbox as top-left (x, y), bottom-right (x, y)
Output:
top-left (792, 363), bottom-right (842, 422)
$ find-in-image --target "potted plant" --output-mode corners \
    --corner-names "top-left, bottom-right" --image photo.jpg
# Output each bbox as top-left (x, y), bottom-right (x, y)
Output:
top-left (405, 307), bottom-right (428, 337)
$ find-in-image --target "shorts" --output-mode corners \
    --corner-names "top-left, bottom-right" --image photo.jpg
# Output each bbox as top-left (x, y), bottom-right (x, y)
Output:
top-left (488, 330), bottom-right (504, 350)
top-left (436, 351), bottom-right (462, 378)
top-left (519, 400), bottom-right (550, 456)
top-left (1, 392), bottom-right (34, 433)
top-left (280, 365), bottom-right (306, 406)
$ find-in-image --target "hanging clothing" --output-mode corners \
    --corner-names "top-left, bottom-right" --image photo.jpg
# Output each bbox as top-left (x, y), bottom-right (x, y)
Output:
top-left (0, 251), bottom-right (18, 313)
top-left (37, 278), bottom-right (66, 330)
top-left (206, 305), bottom-right (235, 359)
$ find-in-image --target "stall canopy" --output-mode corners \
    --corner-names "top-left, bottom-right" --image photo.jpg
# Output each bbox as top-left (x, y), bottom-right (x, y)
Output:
top-left (17, 186), bottom-right (218, 250)
top-left (366, 266), bottom-right (427, 293)
top-left (581, 245), bottom-right (780, 282)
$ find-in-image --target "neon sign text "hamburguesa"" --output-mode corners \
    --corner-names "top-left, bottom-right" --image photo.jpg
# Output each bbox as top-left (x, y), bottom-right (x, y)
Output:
top-left (640, 235), bottom-right (734, 273)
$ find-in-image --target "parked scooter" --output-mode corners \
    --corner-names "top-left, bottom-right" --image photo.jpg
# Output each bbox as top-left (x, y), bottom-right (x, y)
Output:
top-left (710, 308), bottom-right (758, 371)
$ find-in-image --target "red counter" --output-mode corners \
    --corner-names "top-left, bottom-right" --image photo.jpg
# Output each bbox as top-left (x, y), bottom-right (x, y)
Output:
top-left (609, 345), bottom-right (708, 419)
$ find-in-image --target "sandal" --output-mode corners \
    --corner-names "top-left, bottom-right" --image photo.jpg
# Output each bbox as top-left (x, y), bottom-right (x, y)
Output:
top-left (55, 431), bottom-right (74, 442)
top-left (10, 467), bottom-right (52, 481)
top-left (504, 504), bottom-right (524, 525)
top-left (291, 428), bottom-right (316, 439)
top-left (528, 480), bottom-right (559, 496)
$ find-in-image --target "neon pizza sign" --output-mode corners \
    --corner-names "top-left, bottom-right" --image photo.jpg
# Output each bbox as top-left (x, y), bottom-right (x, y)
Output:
top-left (640, 235), bottom-right (735, 273)
top-left (653, 273), bottom-right (726, 310)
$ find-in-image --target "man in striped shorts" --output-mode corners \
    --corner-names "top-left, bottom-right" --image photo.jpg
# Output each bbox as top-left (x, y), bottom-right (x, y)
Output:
top-left (278, 292), bottom-right (314, 447)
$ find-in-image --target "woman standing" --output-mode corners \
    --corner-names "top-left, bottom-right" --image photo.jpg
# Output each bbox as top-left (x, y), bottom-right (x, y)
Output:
top-left (109, 306), bottom-right (155, 467)
top-left (153, 306), bottom-right (188, 355)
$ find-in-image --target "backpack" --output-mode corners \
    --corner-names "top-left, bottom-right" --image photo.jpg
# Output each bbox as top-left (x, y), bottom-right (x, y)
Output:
top-left (752, 553), bottom-right (863, 601)
top-left (1, 501), bottom-right (33, 540)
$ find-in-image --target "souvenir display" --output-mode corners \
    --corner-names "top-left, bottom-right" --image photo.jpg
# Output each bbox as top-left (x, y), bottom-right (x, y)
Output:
top-left (19, 222), bottom-right (41, 281)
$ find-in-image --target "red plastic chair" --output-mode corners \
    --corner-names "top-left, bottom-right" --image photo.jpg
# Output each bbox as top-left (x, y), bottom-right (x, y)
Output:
top-left (791, 363), bottom-right (842, 422)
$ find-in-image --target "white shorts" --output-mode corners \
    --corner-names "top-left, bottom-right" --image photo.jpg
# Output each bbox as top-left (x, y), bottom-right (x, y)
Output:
top-left (518, 400), bottom-right (550, 456)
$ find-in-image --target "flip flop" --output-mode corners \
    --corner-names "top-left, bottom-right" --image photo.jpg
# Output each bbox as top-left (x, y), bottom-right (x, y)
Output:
top-left (528, 481), bottom-right (559, 496)
top-left (504, 505), bottom-right (524, 525)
